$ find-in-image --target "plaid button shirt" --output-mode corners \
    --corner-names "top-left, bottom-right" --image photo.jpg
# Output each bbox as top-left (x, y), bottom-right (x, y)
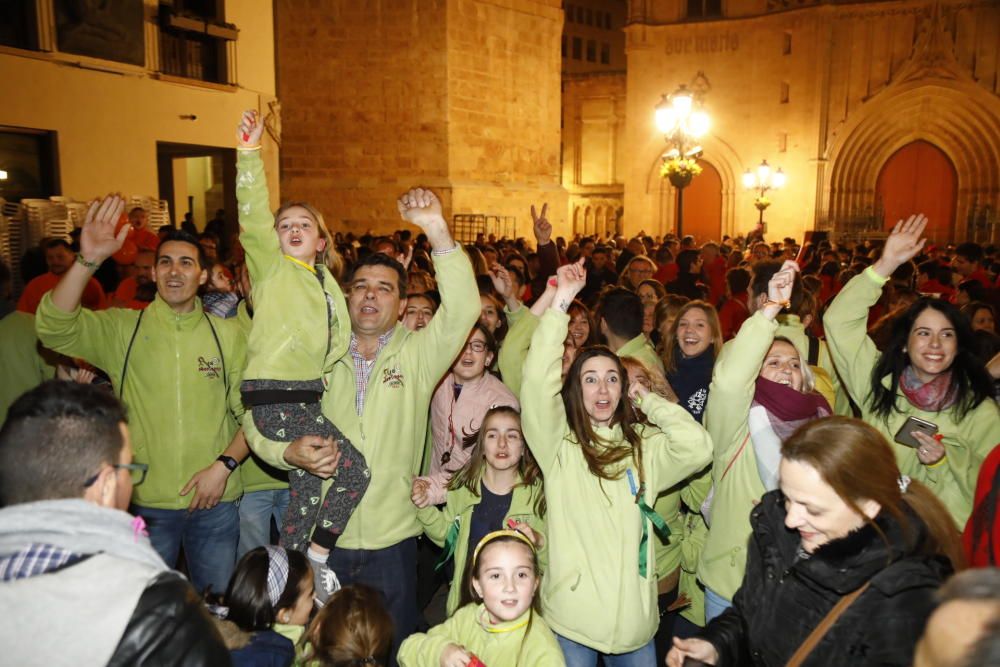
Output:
top-left (0, 543), bottom-right (84, 581)
top-left (349, 329), bottom-right (394, 415)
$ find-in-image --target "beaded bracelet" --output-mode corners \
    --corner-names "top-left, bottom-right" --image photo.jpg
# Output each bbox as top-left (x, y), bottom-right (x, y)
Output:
top-left (76, 254), bottom-right (99, 271)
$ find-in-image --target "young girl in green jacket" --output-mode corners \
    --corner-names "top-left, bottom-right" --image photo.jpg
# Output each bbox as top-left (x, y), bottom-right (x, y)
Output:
top-left (398, 530), bottom-right (565, 666)
top-left (235, 111), bottom-right (370, 601)
top-left (412, 406), bottom-right (546, 617)
top-left (520, 260), bottom-right (713, 664)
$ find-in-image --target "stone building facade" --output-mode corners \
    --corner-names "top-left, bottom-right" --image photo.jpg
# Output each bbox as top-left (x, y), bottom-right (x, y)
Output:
top-left (275, 0), bottom-right (567, 240)
top-left (620, 0), bottom-right (1000, 244)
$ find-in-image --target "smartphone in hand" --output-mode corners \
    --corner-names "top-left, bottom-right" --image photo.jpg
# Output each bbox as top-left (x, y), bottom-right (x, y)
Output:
top-left (893, 416), bottom-right (938, 448)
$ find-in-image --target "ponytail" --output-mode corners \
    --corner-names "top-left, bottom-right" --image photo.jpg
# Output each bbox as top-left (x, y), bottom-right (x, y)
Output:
top-left (897, 479), bottom-right (966, 571)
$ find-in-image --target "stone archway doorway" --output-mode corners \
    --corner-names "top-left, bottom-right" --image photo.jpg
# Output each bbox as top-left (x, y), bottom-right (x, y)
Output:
top-left (875, 140), bottom-right (956, 243)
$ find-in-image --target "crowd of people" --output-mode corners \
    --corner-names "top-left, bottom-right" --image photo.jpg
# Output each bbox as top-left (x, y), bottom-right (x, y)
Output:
top-left (0, 110), bottom-right (999, 667)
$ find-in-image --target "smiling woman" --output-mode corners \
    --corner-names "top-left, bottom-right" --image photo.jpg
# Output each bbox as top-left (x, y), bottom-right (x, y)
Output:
top-left (519, 260), bottom-right (712, 660)
top-left (668, 418), bottom-right (963, 667)
top-left (823, 215), bottom-right (999, 528)
top-left (695, 261), bottom-right (832, 622)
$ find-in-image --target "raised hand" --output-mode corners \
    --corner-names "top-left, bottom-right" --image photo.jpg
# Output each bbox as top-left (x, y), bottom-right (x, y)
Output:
top-left (758, 261), bottom-right (797, 321)
top-left (531, 203), bottom-right (552, 246)
top-left (237, 109), bottom-right (264, 148)
top-left (440, 643), bottom-right (472, 667)
top-left (397, 188), bottom-right (443, 228)
top-left (666, 637), bottom-right (719, 666)
top-left (874, 214), bottom-right (928, 278)
top-left (553, 258), bottom-right (586, 311)
top-left (628, 377), bottom-right (650, 406)
top-left (488, 263), bottom-right (514, 301)
top-left (80, 194), bottom-right (128, 263)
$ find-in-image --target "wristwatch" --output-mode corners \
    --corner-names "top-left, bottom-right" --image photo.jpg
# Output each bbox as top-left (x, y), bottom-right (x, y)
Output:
top-left (216, 454), bottom-right (238, 472)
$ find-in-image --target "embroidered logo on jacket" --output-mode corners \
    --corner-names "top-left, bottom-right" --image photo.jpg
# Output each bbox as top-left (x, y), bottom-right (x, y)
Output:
top-left (198, 356), bottom-right (222, 379)
top-left (382, 366), bottom-right (404, 388)
top-left (687, 388), bottom-right (708, 416)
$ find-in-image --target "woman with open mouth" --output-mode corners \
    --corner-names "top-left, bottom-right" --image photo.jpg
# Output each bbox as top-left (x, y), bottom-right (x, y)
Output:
top-left (823, 214), bottom-right (998, 533)
top-left (694, 261), bottom-right (832, 625)
top-left (520, 259), bottom-right (712, 666)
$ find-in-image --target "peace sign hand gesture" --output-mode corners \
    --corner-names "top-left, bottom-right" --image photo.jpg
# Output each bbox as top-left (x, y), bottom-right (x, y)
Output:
top-left (531, 203), bottom-right (552, 246)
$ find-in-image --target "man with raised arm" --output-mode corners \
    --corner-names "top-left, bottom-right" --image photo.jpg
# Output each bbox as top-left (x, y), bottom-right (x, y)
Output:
top-left (244, 188), bottom-right (479, 663)
top-left (34, 195), bottom-right (248, 596)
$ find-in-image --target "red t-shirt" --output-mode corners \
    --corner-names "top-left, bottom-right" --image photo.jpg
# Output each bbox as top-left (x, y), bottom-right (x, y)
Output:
top-left (704, 257), bottom-right (727, 305)
top-left (964, 443), bottom-right (1000, 567)
top-left (654, 262), bottom-right (678, 285)
top-left (17, 272), bottom-right (106, 314)
top-left (718, 292), bottom-right (750, 341)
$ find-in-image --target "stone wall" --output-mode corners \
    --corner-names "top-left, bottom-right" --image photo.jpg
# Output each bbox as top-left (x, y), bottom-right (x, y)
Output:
top-left (276, 0), bottom-right (568, 239)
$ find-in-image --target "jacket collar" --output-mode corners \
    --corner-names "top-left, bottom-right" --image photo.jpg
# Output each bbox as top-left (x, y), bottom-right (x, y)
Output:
top-left (755, 490), bottom-right (949, 595)
top-left (149, 294), bottom-right (206, 329)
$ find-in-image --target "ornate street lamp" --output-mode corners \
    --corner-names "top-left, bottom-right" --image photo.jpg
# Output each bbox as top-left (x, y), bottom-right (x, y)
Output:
top-left (655, 84), bottom-right (710, 238)
top-left (742, 159), bottom-right (786, 230)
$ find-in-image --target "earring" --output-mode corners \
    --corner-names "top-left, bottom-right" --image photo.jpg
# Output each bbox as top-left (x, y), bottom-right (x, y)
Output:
top-left (282, 613), bottom-right (290, 623)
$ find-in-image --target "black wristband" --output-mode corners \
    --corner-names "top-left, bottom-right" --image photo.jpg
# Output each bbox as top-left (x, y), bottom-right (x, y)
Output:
top-left (216, 454), bottom-right (238, 472)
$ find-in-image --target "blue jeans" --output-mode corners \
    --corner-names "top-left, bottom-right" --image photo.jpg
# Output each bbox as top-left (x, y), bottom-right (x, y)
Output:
top-left (557, 634), bottom-right (656, 667)
top-left (237, 488), bottom-right (290, 558)
top-left (704, 587), bottom-right (732, 623)
top-left (328, 538), bottom-right (417, 667)
top-left (134, 501), bottom-right (239, 595)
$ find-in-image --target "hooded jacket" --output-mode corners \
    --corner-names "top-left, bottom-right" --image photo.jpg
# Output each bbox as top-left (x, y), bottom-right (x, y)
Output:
top-left (0, 499), bottom-right (229, 666)
top-left (699, 490), bottom-right (951, 667)
top-left (520, 309), bottom-right (713, 653)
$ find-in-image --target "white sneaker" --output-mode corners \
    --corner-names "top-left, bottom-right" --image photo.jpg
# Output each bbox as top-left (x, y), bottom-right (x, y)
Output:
top-left (312, 562), bottom-right (341, 607)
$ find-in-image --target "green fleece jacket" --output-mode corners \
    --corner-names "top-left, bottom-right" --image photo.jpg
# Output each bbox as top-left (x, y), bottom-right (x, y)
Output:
top-left (35, 294), bottom-right (246, 509)
top-left (245, 248), bottom-right (480, 549)
top-left (235, 302), bottom-right (288, 494)
top-left (398, 604), bottom-right (565, 667)
top-left (417, 478), bottom-right (546, 617)
top-left (618, 333), bottom-right (664, 375)
top-left (697, 311), bottom-right (779, 601)
top-left (497, 306), bottom-right (539, 398)
top-left (0, 312), bottom-right (57, 423)
top-left (824, 269), bottom-right (1000, 526)
top-left (521, 309), bottom-right (713, 653)
top-left (236, 150), bottom-right (350, 384)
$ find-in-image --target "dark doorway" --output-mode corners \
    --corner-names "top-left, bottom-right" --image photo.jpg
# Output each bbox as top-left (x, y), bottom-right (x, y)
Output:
top-left (156, 142), bottom-right (236, 249)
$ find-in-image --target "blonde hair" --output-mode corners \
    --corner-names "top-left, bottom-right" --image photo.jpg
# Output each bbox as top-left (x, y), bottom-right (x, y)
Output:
top-left (274, 201), bottom-right (343, 280)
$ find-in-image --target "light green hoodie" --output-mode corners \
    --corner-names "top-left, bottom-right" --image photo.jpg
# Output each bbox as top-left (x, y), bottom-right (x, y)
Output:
top-left (521, 309), bottom-right (713, 653)
top-left (697, 311), bottom-right (779, 601)
top-left (618, 333), bottom-right (664, 375)
top-left (417, 479), bottom-right (545, 617)
top-left (398, 604), bottom-right (565, 666)
top-left (497, 306), bottom-right (539, 398)
top-left (823, 268), bottom-right (1000, 526)
top-left (236, 150), bottom-right (350, 384)
top-left (35, 294), bottom-right (246, 508)
top-left (245, 248), bottom-right (480, 549)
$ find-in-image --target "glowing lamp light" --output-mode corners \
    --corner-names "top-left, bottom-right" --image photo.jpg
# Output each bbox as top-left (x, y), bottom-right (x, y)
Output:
top-left (742, 170), bottom-right (756, 189)
top-left (0, 169), bottom-right (7, 180)
top-left (771, 168), bottom-right (787, 190)
top-left (688, 111), bottom-right (710, 138)
top-left (655, 102), bottom-right (677, 135)
top-left (756, 160), bottom-right (772, 184)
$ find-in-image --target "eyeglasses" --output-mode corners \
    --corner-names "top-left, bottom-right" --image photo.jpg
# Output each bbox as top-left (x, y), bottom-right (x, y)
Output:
top-left (464, 341), bottom-right (487, 353)
top-left (84, 462), bottom-right (149, 488)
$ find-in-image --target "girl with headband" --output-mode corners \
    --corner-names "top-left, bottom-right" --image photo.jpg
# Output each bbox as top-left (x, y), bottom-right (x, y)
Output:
top-left (398, 530), bottom-right (565, 666)
top-left (212, 545), bottom-right (315, 666)
top-left (413, 405), bottom-right (545, 618)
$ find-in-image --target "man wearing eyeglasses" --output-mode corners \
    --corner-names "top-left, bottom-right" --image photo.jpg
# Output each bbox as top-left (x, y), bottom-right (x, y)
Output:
top-left (0, 381), bottom-right (229, 665)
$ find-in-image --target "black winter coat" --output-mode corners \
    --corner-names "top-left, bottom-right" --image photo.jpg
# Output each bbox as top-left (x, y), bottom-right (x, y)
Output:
top-left (107, 571), bottom-right (233, 666)
top-left (700, 490), bottom-right (952, 667)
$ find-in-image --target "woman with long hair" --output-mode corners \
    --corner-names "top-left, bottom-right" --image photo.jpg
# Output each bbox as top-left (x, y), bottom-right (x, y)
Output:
top-left (661, 301), bottom-right (723, 424)
top-left (696, 262), bottom-right (833, 622)
top-left (668, 417), bottom-right (962, 667)
top-left (823, 215), bottom-right (999, 528)
top-left (521, 260), bottom-right (712, 665)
